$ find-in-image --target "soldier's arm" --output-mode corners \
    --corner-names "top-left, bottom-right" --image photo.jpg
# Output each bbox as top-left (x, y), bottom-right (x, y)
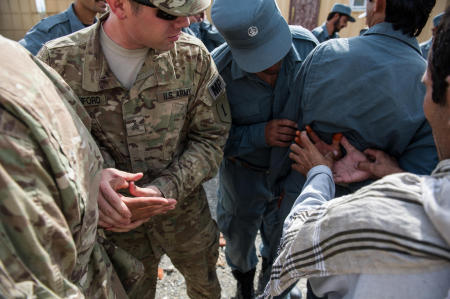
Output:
top-left (0, 108), bottom-right (84, 298)
top-left (150, 52), bottom-right (231, 200)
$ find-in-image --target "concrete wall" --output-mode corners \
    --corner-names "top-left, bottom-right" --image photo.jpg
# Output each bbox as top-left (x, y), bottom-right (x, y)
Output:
top-left (0, 0), bottom-right (72, 41)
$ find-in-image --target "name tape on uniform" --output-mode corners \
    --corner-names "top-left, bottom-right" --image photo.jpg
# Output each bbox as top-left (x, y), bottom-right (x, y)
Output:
top-left (79, 95), bottom-right (106, 106)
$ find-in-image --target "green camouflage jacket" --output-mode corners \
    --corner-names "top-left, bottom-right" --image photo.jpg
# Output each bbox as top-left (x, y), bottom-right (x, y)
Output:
top-left (0, 36), bottom-right (130, 298)
top-left (38, 14), bottom-right (231, 202)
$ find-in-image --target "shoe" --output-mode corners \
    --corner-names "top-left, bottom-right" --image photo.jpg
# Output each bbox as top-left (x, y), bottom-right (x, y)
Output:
top-left (232, 269), bottom-right (256, 299)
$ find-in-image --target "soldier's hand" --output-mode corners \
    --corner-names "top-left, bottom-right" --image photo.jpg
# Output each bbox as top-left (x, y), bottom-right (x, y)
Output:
top-left (357, 148), bottom-right (403, 179)
top-left (98, 168), bottom-right (143, 228)
top-left (126, 182), bottom-right (176, 221)
top-left (265, 119), bottom-right (298, 147)
top-left (332, 137), bottom-right (371, 184)
top-left (289, 131), bottom-right (333, 176)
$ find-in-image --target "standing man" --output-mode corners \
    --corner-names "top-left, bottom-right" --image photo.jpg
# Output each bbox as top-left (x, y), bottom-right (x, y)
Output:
top-left (265, 8), bottom-right (450, 298)
top-left (311, 3), bottom-right (355, 43)
top-left (37, 0), bottom-right (231, 298)
top-left (211, 0), bottom-right (318, 297)
top-left (19, 0), bottom-right (108, 55)
top-left (284, 0), bottom-right (438, 198)
top-left (420, 12), bottom-right (443, 59)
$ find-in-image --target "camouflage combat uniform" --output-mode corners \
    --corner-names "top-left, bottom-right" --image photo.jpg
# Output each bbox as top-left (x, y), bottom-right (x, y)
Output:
top-left (0, 35), bottom-right (138, 298)
top-left (38, 13), bottom-right (231, 299)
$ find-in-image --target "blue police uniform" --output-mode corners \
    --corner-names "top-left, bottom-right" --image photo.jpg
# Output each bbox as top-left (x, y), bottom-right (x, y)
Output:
top-left (283, 22), bottom-right (437, 198)
top-left (182, 20), bottom-right (225, 52)
top-left (311, 23), bottom-right (339, 43)
top-left (212, 26), bottom-right (318, 279)
top-left (19, 3), bottom-right (94, 55)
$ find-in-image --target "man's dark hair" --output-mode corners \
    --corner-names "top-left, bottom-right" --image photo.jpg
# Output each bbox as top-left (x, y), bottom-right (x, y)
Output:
top-left (429, 7), bottom-right (450, 105)
top-left (327, 12), bottom-right (340, 21)
top-left (129, 0), bottom-right (142, 15)
top-left (385, 0), bottom-right (435, 37)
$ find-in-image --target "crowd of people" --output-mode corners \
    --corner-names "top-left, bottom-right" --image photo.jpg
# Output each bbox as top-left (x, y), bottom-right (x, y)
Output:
top-left (0, 0), bottom-right (448, 298)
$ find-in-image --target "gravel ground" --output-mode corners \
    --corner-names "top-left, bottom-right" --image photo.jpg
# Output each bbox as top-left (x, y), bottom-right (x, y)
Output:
top-left (155, 176), bottom-right (307, 298)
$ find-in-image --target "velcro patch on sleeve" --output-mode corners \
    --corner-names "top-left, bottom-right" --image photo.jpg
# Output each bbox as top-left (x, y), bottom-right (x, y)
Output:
top-left (207, 74), bottom-right (226, 101)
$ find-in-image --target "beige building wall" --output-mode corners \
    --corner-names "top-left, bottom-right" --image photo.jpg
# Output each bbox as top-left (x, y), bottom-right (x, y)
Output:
top-left (314, 0), bottom-right (448, 43)
top-left (1, 0), bottom-right (448, 42)
top-left (0, 0), bottom-right (72, 41)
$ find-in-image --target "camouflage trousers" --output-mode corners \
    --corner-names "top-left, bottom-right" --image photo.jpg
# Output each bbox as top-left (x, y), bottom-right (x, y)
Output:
top-left (106, 187), bottom-right (221, 299)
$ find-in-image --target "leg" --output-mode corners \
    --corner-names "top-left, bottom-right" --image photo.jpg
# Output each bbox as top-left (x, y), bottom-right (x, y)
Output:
top-left (105, 225), bottom-right (162, 299)
top-left (149, 187), bottom-right (221, 299)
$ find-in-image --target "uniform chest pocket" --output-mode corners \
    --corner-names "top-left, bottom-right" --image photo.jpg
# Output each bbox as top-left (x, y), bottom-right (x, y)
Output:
top-left (125, 97), bottom-right (188, 162)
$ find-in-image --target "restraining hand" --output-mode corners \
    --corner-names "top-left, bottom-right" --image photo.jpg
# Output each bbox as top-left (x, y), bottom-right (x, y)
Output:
top-left (357, 148), bottom-right (403, 179)
top-left (265, 119), bottom-right (298, 147)
top-left (289, 131), bottom-right (334, 176)
top-left (304, 125), bottom-right (343, 159)
top-left (333, 137), bottom-right (372, 184)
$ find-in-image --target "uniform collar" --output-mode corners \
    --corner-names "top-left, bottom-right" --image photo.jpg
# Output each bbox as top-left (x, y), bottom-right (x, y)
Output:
top-left (364, 22), bottom-right (421, 54)
top-left (67, 3), bottom-right (96, 33)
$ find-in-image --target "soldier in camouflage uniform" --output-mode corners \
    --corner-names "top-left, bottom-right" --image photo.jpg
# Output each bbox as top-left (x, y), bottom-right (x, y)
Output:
top-left (0, 35), bottom-right (142, 298)
top-left (38, 0), bottom-right (231, 298)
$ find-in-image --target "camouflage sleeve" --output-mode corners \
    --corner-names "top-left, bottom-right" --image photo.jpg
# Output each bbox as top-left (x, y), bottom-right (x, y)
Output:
top-left (151, 51), bottom-right (231, 200)
top-left (0, 107), bottom-right (84, 298)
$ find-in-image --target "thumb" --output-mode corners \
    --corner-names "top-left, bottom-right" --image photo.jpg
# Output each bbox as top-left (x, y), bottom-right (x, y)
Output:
top-left (340, 136), bottom-right (356, 152)
top-left (299, 131), bottom-right (315, 149)
top-left (115, 170), bottom-right (144, 182)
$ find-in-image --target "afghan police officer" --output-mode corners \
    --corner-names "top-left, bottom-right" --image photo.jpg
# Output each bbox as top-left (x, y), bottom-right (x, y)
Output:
top-left (0, 35), bottom-right (147, 298)
top-left (20, 0), bottom-right (108, 55)
top-left (182, 10), bottom-right (225, 52)
top-left (211, 0), bottom-right (318, 297)
top-left (311, 3), bottom-right (356, 43)
top-left (420, 12), bottom-right (443, 59)
top-left (37, 0), bottom-right (231, 298)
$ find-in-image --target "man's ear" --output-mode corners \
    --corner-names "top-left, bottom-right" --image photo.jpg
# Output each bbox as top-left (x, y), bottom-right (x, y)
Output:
top-left (374, 0), bottom-right (386, 14)
top-left (107, 0), bottom-right (127, 19)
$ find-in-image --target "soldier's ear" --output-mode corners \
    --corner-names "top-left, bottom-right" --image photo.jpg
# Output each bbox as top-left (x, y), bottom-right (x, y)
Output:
top-left (107, 0), bottom-right (127, 20)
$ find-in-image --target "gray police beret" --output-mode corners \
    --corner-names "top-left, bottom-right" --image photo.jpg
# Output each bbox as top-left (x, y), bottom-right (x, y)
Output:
top-left (331, 3), bottom-right (356, 22)
top-left (433, 12), bottom-right (444, 27)
top-left (212, 0), bottom-right (292, 73)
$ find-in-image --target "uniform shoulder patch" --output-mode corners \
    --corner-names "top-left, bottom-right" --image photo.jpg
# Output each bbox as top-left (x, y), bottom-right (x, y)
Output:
top-left (207, 75), bottom-right (226, 101)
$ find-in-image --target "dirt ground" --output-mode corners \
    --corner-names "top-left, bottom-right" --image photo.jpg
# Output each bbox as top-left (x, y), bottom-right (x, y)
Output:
top-left (154, 176), bottom-right (307, 299)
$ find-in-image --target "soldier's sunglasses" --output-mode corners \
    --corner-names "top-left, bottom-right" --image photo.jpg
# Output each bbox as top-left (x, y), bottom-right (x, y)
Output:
top-left (132, 0), bottom-right (179, 21)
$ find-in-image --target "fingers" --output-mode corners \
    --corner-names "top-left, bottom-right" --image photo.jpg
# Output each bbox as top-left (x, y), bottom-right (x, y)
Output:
top-left (305, 125), bottom-right (321, 143)
top-left (277, 119), bottom-right (298, 129)
top-left (98, 191), bottom-right (131, 225)
top-left (105, 218), bottom-right (150, 233)
top-left (99, 180), bottom-right (132, 218)
top-left (129, 183), bottom-right (162, 197)
top-left (340, 136), bottom-right (356, 152)
top-left (332, 133), bottom-right (343, 147)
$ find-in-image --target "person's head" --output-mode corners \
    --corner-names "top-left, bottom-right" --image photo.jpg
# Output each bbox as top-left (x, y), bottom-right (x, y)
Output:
top-left (422, 8), bottom-right (450, 160)
top-left (189, 11), bottom-right (205, 24)
top-left (366, 0), bottom-right (435, 36)
top-left (212, 0), bottom-right (291, 73)
top-left (105, 0), bottom-right (209, 50)
top-left (327, 4), bottom-right (355, 33)
top-left (75, 0), bottom-right (109, 14)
